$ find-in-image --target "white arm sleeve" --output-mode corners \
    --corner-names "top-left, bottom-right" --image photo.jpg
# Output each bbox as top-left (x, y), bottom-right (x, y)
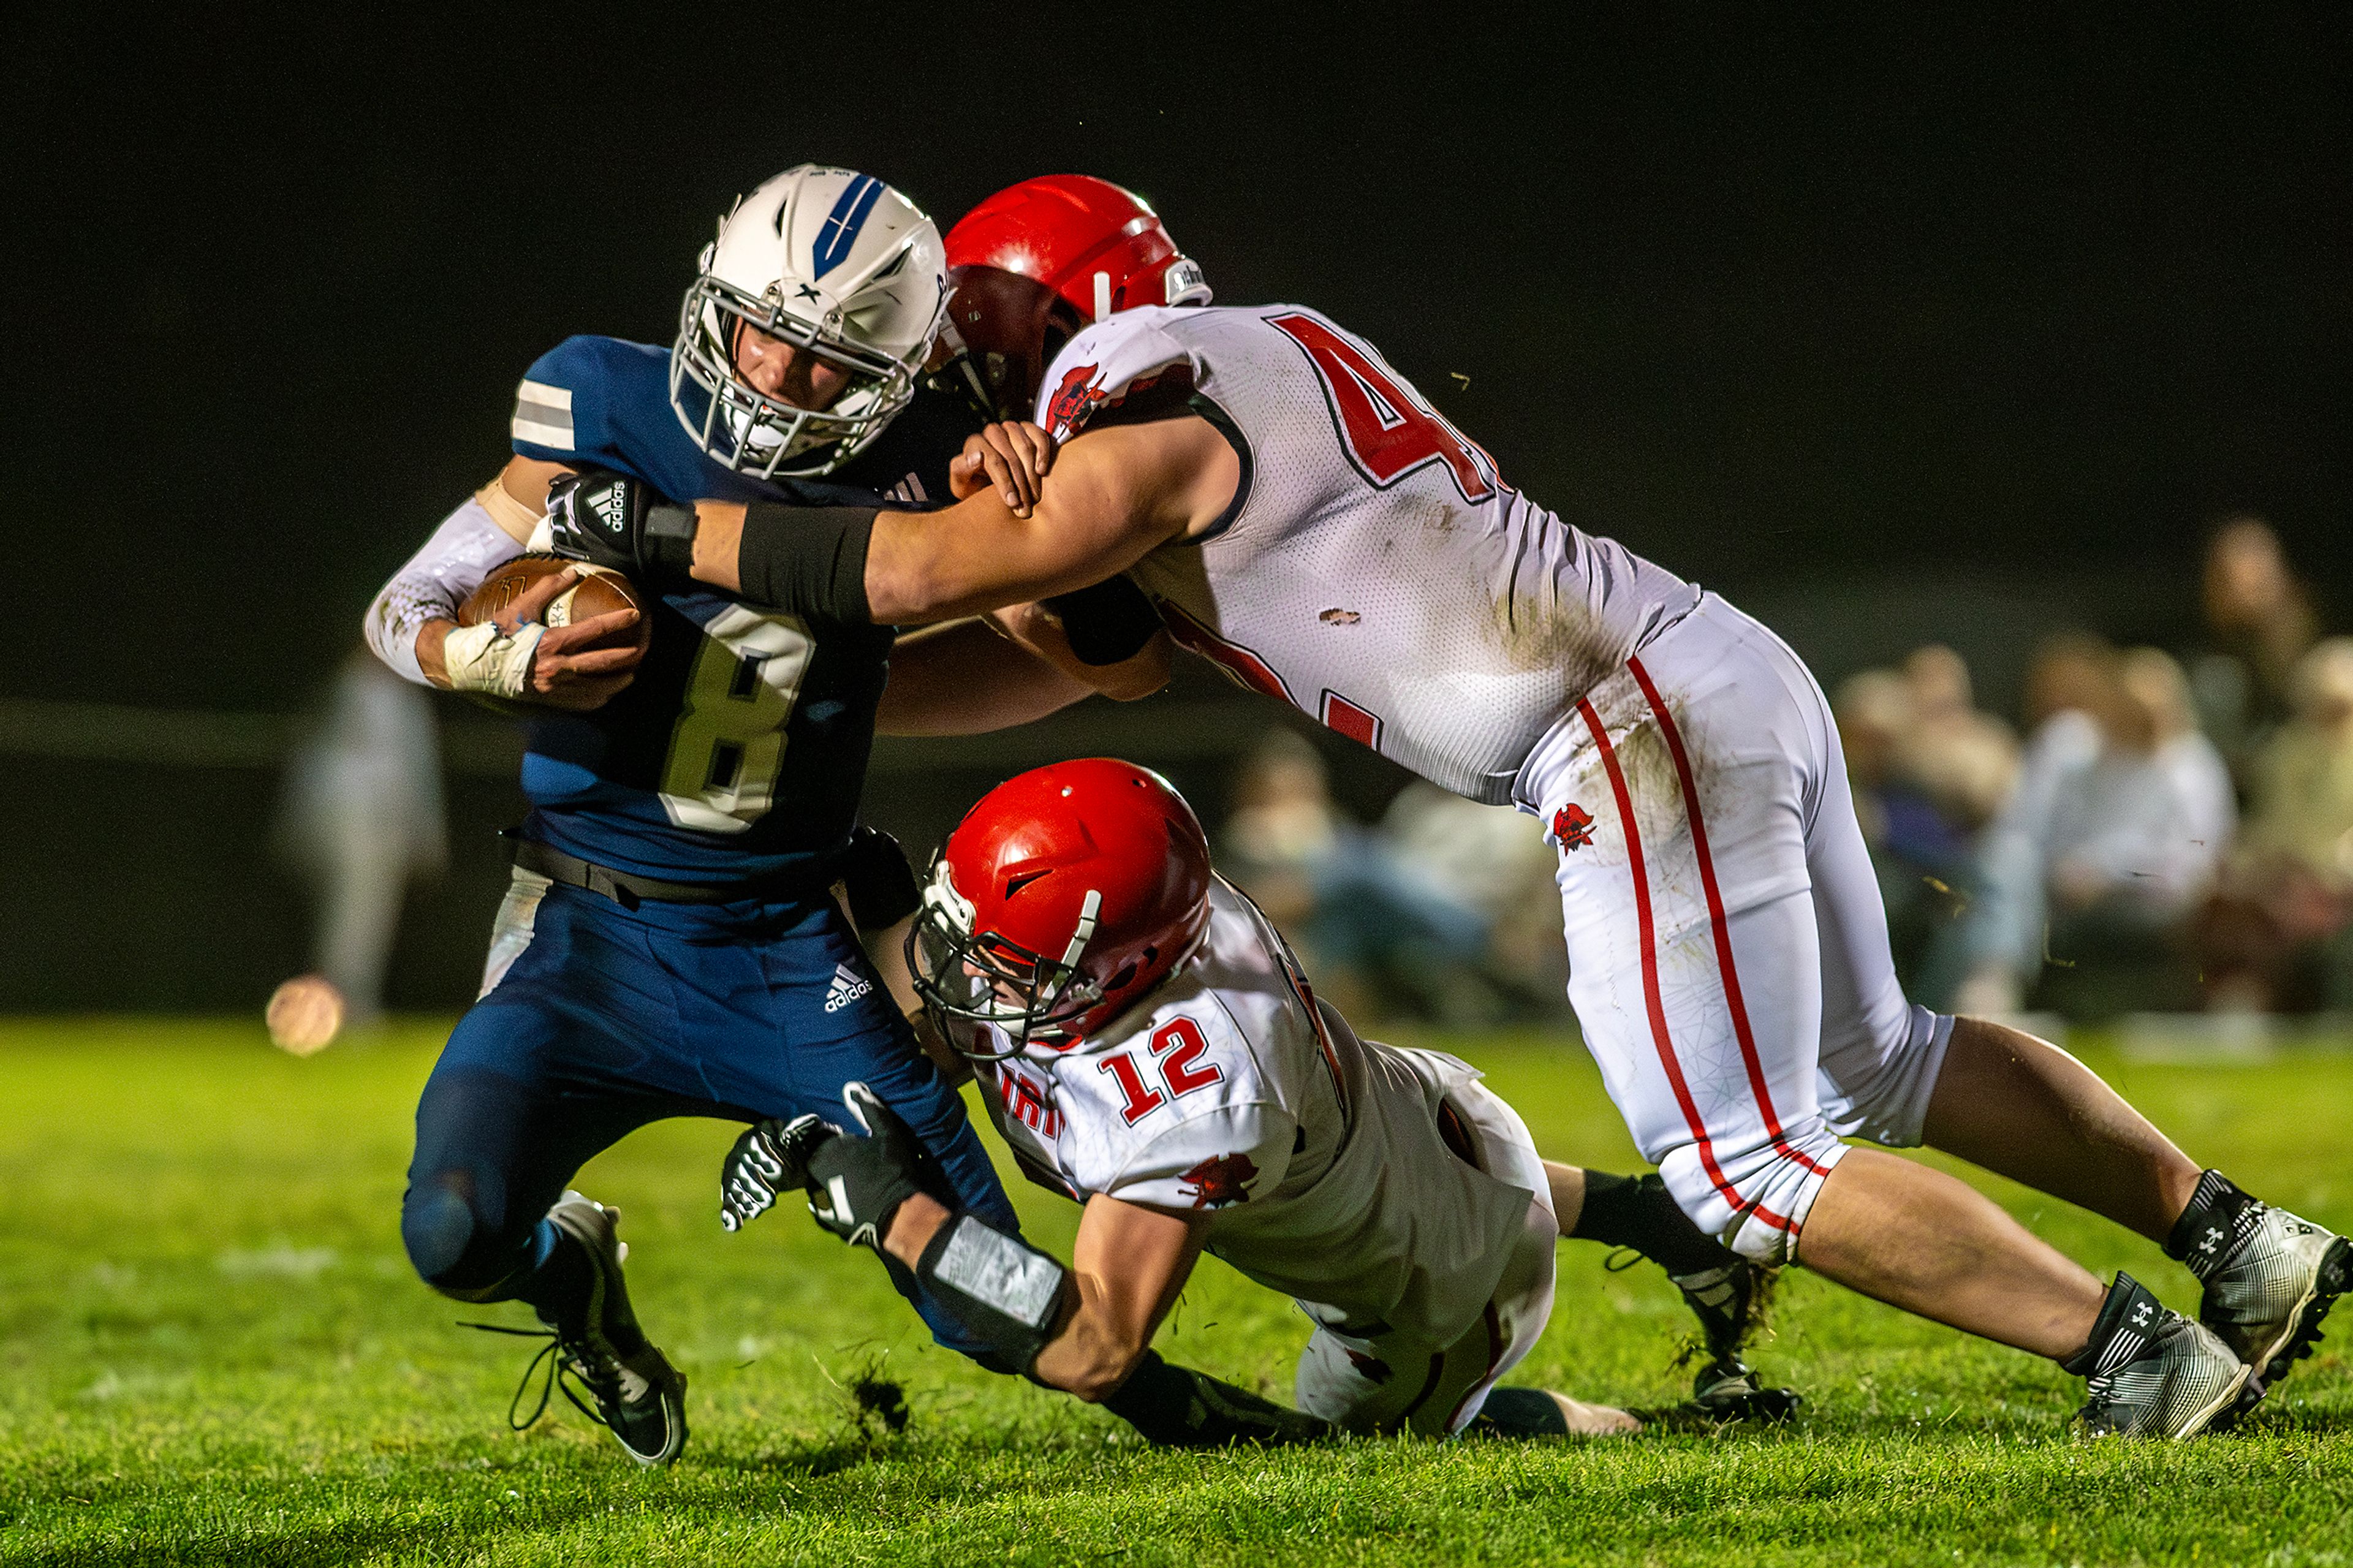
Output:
top-left (362, 494), bottom-right (531, 685)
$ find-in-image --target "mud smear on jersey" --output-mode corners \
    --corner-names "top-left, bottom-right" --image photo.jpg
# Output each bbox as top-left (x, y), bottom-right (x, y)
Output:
top-left (1482, 529), bottom-right (1633, 706)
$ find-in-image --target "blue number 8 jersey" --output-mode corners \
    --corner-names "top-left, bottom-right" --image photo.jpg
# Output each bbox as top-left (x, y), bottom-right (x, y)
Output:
top-left (505, 333), bottom-right (979, 882)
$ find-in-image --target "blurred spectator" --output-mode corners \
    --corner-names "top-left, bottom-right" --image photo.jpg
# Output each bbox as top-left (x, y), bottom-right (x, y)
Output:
top-left (1948, 642), bottom-right (2233, 1017)
top-left (273, 650), bottom-right (447, 1026)
top-left (1900, 645), bottom-right (2020, 832)
top-left (1217, 730), bottom-right (1493, 1024)
top-left (1381, 782), bottom-right (1568, 1011)
top-left (1835, 647), bottom-right (2017, 987)
top-left (2190, 515), bottom-right (2319, 789)
top-left (2196, 638), bottom-right (2353, 1011)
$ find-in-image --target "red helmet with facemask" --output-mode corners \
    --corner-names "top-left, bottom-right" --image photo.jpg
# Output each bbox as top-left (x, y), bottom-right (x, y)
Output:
top-left (940, 175), bottom-right (1213, 419)
top-left (910, 758), bottom-right (1213, 1059)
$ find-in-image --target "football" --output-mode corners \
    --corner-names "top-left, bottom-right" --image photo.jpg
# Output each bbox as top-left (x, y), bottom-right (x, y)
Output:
top-left (458, 552), bottom-right (652, 655)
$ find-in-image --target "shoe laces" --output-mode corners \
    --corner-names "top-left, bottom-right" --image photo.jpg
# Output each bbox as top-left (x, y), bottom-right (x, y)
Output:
top-left (461, 1320), bottom-right (620, 1433)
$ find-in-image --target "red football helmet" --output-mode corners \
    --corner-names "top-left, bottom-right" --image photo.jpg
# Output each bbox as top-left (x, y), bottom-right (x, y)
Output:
top-left (940, 175), bottom-right (1213, 419)
top-left (910, 757), bottom-right (1213, 1057)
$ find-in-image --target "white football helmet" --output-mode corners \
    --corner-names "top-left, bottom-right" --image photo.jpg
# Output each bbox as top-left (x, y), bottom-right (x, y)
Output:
top-left (670, 165), bottom-right (947, 478)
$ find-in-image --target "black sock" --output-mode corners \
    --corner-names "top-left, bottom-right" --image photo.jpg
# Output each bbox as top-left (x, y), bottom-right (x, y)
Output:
top-left (2165, 1169), bottom-right (2259, 1280)
top-left (1569, 1171), bottom-right (1735, 1278)
top-left (516, 1224), bottom-right (594, 1337)
top-left (2061, 1272), bottom-right (2162, 1376)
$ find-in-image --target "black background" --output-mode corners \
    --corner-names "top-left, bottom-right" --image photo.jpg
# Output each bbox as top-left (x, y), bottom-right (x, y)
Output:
top-left (5, 7), bottom-right (2346, 1007)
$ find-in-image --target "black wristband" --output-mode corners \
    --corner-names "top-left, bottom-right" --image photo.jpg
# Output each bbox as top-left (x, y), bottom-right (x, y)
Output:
top-left (737, 502), bottom-right (878, 623)
top-left (642, 501), bottom-right (700, 580)
top-left (913, 1213), bottom-right (1071, 1376)
top-left (1045, 576), bottom-right (1161, 666)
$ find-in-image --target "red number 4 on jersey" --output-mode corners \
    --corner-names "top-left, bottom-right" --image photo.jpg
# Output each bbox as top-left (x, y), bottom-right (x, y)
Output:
top-left (1268, 312), bottom-right (1498, 504)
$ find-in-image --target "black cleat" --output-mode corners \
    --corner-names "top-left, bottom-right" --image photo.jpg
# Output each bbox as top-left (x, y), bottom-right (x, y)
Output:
top-left (2190, 1202), bottom-right (2349, 1409)
top-left (1665, 1260), bottom-right (1797, 1419)
top-left (475, 1192), bottom-right (688, 1466)
top-left (1688, 1359), bottom-right (1802, 1423)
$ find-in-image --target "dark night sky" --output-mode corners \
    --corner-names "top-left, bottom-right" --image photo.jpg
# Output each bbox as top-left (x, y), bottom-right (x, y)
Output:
top-left (10, 7), bottom-right (2347, 713)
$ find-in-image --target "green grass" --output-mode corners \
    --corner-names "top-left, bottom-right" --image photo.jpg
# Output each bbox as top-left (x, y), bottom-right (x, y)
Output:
top-left (1, 1020), bottom-right (2346, 1567)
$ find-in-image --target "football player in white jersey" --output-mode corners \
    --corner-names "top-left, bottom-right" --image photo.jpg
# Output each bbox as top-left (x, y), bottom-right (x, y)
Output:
top-left (720, 759), bottom-right (1800, 1442)
top-left (557, 178), bottom-right (2346, 1439)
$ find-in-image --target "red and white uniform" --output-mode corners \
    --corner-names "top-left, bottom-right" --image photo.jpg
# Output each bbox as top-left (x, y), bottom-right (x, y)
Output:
top-left (1038, 306), bottom-right (1951, 1263)
top-left (969, 879), bottom-right (1557, 1435)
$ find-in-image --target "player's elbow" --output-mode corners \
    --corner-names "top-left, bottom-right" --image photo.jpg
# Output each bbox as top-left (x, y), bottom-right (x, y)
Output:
top-left (1041, 1320), bottom-right (1152, 1404)
top-left (1094, 633), bottom-right (1172, 702)
top-left (1063, 1346), bottom-right (1151, 1405)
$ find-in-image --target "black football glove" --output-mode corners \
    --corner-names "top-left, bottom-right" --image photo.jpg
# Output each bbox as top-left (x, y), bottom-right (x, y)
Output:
top-left (805, 1081), bottom-right (930, 1251)
top-left (719, 1113), bottom-right (835, 1233)
top-left (546, 468), bottom-right (699, 581)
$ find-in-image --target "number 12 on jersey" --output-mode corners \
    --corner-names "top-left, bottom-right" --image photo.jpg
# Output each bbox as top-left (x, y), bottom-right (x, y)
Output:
top-left (1101, 1017), bottom-right (1224, 1125)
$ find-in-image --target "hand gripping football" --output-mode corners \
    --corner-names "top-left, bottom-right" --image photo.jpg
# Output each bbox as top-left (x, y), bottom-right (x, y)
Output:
top-left (458, 553), bottom-right (653, 657)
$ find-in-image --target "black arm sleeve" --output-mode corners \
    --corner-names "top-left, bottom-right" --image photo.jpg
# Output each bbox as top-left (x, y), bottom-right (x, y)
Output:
top-left (1099, 1350), bottom-right (1334, 1448)
top-left (736, 502), bottom-right (879, 622)
top-left (1043, 575), bottom-right (1162, 666)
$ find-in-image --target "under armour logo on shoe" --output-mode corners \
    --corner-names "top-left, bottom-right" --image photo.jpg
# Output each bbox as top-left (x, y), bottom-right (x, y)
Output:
top-left (1552, 803), bottom-right (1596, 850)
top-left (823, 963), bottom-right (874, 1013)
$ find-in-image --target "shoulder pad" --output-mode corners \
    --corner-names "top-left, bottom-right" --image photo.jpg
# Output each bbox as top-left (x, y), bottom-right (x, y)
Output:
top-left (510, 335), bottom-right (669, 463)
top-left (1034, 312), bottom-right (1200, 442)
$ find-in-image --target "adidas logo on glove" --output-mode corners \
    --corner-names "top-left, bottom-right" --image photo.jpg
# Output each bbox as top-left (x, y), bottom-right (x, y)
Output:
top-left (591, 487), bottom-right (629, 537)
top-left (823, 963), bottom-right (874, 1013)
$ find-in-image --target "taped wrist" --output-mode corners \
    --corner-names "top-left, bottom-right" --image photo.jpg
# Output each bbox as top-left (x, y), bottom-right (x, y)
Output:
top-left (738, 502), bottom-right (878, 622)
top-left (440, 619), bottom-right (545, 697)
top-left (913, 1212), bottom-right (1070, 1375)
top-left (1044, 576), bottom-right (1159, 665)
top-left (841, 826), bottom-right (920, 932)
top-left (1100, 1350), bottom-right (1334, 1448)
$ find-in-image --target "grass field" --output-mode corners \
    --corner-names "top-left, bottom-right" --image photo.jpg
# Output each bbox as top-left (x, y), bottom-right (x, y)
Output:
top-left (1, 1020), bottom-right (2347, 1566)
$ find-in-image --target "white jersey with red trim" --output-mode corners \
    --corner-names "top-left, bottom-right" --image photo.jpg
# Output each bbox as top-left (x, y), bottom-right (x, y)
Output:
top-left (969, 878), bottom-right (1540, 1345)
top-left (1036, 305), bottom-right (1702, 805)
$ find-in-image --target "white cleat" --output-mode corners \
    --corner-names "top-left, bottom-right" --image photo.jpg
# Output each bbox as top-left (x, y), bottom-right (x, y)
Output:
top-left (2074, 1275), bottom-right (2249, 1439)
top-left (2194, 1202), bottom-right (2349, 1407)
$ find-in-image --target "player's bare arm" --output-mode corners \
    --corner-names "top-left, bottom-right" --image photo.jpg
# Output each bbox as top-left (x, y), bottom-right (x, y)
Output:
top-left (687, 414), bottom-right (1239, 623)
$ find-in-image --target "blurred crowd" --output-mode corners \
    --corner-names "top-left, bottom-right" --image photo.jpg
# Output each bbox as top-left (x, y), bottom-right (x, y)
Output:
top-left (1219, 730), bottom-right (1568, 1029)
top-left (1223, 515), bottom-right (2347, 1028)
top-left (1840, 517), bottom-right (2352, 1020)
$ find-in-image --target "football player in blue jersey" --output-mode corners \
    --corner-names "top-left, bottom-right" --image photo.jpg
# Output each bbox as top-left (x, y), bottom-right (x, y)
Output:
top-left (362, 165), bottom-right (1139, 1466)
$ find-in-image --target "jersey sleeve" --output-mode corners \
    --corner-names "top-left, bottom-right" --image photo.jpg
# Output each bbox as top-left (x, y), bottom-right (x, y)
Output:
top-left (1105, 1099), bottom-right (1298, 1213)
top-left (1033, 314), bottom-right (1203, 443)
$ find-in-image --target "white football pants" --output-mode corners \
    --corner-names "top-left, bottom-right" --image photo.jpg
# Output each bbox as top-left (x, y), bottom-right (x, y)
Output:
top-left (1515, 593), bottom-right (1953, 1263)
top-left (1292, 1076), bottom-right (1557, 1436)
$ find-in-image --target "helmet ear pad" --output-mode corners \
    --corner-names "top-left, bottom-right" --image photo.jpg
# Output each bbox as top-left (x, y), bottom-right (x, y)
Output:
top-left (944, 264), bottom-right (1087, 420)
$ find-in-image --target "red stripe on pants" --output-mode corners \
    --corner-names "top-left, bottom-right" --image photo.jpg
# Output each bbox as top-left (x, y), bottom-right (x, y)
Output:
top-left (1627, 657), bottom-right (1832, 1183)
top-left (1577, 698), bottom-right (1787, 1232)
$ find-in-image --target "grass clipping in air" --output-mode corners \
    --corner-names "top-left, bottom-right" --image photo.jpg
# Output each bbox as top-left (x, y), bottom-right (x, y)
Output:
top-left (1, 1019), bottom-right (2347, 1566)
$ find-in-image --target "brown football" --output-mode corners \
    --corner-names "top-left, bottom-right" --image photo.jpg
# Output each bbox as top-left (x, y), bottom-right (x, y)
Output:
top-left (458, 553), bottom-right (652, 654)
